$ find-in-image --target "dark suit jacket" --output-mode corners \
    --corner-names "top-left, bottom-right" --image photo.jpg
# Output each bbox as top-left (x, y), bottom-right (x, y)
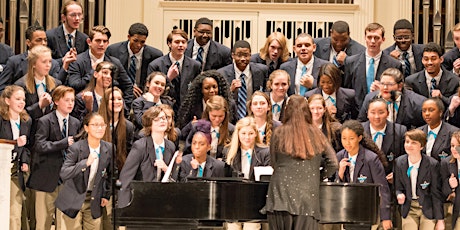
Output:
top-left (279, 57), bottom-right (330, 96)
top-left (442, 47), bottom-right (460, 71)
top-left (55, 140), bottom-right (112, 219)
top-left (223, 146), bottom-right (270, 181)
top-left (440, 156), bottom-right (460, 227)
top-left (343, 52), bottom-right (403, 108)
top-left (313, 37), bottom-right (365, 63)
top-left (185, 39), bottom-right (232, 71)
top-left (394, 154), bottom-right (444, 220)
top-left (147, 54), bottom-right (201, 112)
top-left (0, 43), bottom-right (14, 68)
top-left (0, 117), bottom-right (32, 191)
top-left (362, 120), bottom-right (407, 174)
top-left (27, 111), bottom-right (80, 192)
top-left (0, 52), bottom-right (64, 93)
top-left (418, 122), bottom-right (459, 161)
top-left (250, 53), bottom-right (291, 71)
top-left (304, 87), bottom-right (358, 122)
top-left (176, 154), bottom-right (225, 182)
top-left (358, 89), bottom-right (427, 130)
top-left (118, 136), bottom-right (175, 207)
top-left (106, 41), bottom-right (163, 89)
top-left (46, 25), bottom-right (89, 64)
top-left (336, 146), bottom-right (391, 220)
top-left (383, 43), bottom-right (424, 74)
top-left (266, 92), bottom-right (287, 122)
top-left (405, 68), bottom-right (459, 106)
top-left (66, 50), bottom-right (134, 108)
top-left (131, 95), bottom-right (175, 131)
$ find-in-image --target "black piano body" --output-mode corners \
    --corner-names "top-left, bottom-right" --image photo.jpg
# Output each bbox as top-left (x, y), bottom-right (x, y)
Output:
top-left (116, 180), bottom-right (380, 229)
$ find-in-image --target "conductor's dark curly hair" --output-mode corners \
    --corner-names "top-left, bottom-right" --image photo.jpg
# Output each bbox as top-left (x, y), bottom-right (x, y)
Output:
top-left (178, 70), bottom-right (232, 128)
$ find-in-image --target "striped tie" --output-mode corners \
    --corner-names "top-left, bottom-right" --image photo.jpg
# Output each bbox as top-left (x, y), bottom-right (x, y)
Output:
top-left (300, 65), bottom-right (307, 95)
top-left (430, 78), bottom-right (437, 94)
top-left (237, 73), bottom-right (247, 120)
top-left (196, 47), bottom-right (204, 64)
top-left (366, 58), bottom-right (375, 93)
top-left (403, 51), bottom-right (411, 77)
top-left (128, 55), bottom-right (137, 84)
top-left (67, 34), bottom-right (73, 50)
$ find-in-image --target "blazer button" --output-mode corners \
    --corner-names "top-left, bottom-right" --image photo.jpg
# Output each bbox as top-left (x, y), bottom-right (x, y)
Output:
top-left (91, 197), bottom-right (95, 200)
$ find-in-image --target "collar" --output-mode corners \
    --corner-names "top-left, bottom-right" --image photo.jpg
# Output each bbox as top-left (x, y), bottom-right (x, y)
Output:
top-left (34, 77), bottom-right (46, 85)
top-left (127, 41), bottom-right (144, 58)
top-left (270, 94), bottom-right (284, 106)
top-left (365, 50), bottom-right (382, 61)
top-left (153, 138), bottom-right (165, 150)
top-left (428, 121), bottom-right (442, 135)
top-left (169, 53), bottom-right (184, 67)
top-left (425, 69), bottom-right (443, 80)
top-left (408, 157), bottom-right (421, 168)
top-left (193, 39), bottom-right (210, 52)
top-left (234, 63), bottom-right (250, 77)
top-left (240, 148), bottom-right (253, 157)
top-left (89, 50), bottom-right (105, 63)
top-left (258, 122), bottom-right (267, 134)
top-left (62, 26), bottom-right (76, 38)
top-left (89, 144), bottom-right (101, 157)
top-left (55, 110), bottom-right (69, 122)
top-left (297, 56), bottom-right (314, 69)
top-left (370, 124), bottom-right (387, 137)
top-left (322, 91), bottom-right (337, 100)
top-left (395, 44), bottom-right (413, 54)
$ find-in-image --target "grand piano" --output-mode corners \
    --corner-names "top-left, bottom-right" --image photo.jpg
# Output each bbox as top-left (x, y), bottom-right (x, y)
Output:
top-left (116, 180), bottom-right (380, 229)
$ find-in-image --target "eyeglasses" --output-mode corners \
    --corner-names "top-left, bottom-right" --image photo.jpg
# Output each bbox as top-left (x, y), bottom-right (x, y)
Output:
top-left (88, 123), bottom-right (107, 129)
top-left (394, 35), bottom-right (411, 42)
top-left (68, 13), bottom-right (84, 20)
top-left (380, 82), bottom-right (398, 87)
top-left (196, 30), bottom-right (212, 35)
top-left (234, 52), bottom-right (251, 58)
top-left (153, 116), bottom-right (167, 122)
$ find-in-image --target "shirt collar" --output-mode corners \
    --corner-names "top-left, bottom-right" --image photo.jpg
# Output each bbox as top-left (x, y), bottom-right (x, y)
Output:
top-left (425, 69), bottom-right (443, 80)
top-left (428, 121), bottom-right (442, 134)
top-left (89, 50), bottom-right (105, 63)
top-left (408, 158), bottom-right (421, 168)
top-left (365, 50), bottom-right (382, 61)
top-left (193, 39), bottom-right (210, 52)
top-left (169, 53), bottom-right (184, 67)
top-left (395, 44), bottom-right (413, 55)
top-left (370, 124), bottom-right (387, 137)
top-left (55, 110), bottom-right (69, 122)
top-left (62, 26), bottom-right (76, 38)
top-left (297, 56), bottom-right (314, 69)
top-left (153, 138), bottom-right (165, 150)
top-left (234, 63), bottom-right (250, 77)
top-left (322, 91), bottom-right (337, 100)
top-left (127, 41), bottom-right (144, 59)
top-left (270, 94), bottom-right (284, 106)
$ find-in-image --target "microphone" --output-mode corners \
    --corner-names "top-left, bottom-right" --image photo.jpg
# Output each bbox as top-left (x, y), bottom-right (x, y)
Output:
top-left (390, 90), bottom-right (400, 102)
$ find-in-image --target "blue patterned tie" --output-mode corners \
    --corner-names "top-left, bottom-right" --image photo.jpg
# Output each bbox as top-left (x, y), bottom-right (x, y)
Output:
top-left (366, 58), bottom-right (375, 93)
top-left (300, 65), bottom-right (307, 95)
top-left (246, 151), bottom-right (252, 165)
top-left (67, 34), bottom-right (73, 50)
top-left (62, 118), bottom-right (67, 138)
top-left (128, 55), bottom-right (137, 84)
top-left (407, 165), bottom-right (413, 177)
top-left (196, 47), bottom-right (204, 64)
top-left (272, 103), bottom-right (281, 114)
top-left (428, 130), bottom-right (437, 139)
top-left (373, 131), bottom-right (385, 142)
top-left (198, 165), bottom-right (203, 177)
top-left (237, 73), bottom-right (247, 120)
top-left (155, 146), bottom-right (164, 160)
top-left (430, 78), bottom-right (437, 94)
top-left (333, 55), bottom-right (340, 67)
top-left (327, 96), bottom-right (336, 106)
top-left (403, 51), bottom-right (411, 77)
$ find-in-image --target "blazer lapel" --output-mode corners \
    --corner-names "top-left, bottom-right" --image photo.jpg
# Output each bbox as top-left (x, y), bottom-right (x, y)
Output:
top-left (93, 142), bottom-right (109, 188)
top-left (205, 156), bottom-right (214, 177)
top-left (353, 148), bottom-right (366, 182)
top-left (381, 122), bottom-right (394, 156)
top-left (416, 156), bottom-right (430, 189)
top-left (81, 140), bottom-right (91, 189)
top-left (57, 26), bottom-right (68, 56)
top-left (50, 112), bottom-right (62, 139)
top-left (432, 123), bottom-right (449, 159)
top-left (146, 137), bottom-right (156, 166)
top-left (418, 73), bottom-right (429, 97)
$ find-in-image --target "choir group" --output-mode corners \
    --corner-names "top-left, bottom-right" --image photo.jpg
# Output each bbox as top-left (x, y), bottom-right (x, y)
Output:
top-left (2, 0), bottom-right (460, 230)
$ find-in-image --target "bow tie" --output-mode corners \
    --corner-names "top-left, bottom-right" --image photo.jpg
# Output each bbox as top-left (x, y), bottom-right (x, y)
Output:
top-left (272, 103), bottom-right (281, 113)
top-left (35, 82), bottom-right (46, 91)
top-left (427, 130), bottom-right (437, 139)
top-left (373, 131), bottom-right (385, 142)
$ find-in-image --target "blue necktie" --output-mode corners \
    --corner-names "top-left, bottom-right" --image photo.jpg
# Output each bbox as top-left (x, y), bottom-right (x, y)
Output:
top-left (348, 156), bottom-right (356, 166)
top-left (196, 47), bottom-right (204, 64)
top-left (272, 103), bottom-right (281, 114)
top-left (373, 131), bottom-right (385, 142)
top-left (62, 118), bottom-right (67, 138)
top-left (175, 61), bottom-right (180, 73)
top-left (327, 96), bottom-right (336, 106)
top-left (366, 58), bottom-right (375, 93)
top-left (35, 83), bottom-right (46, 91)
top-left (212, 129), bottom-right (220, 139)
top-left (403, 51), bottom-right (411, 77)
top-left (333, 55), bottom-right (341, 67)
top-left (15, 122), bottom-right (20, 130)
top-left (198, 165), bottom-right (203, 177)
top-left (407, 165), bottom-right (413, 177)
top-left (300, 65), bottom-right (307, 95)
top-left (246, 151), bottom-right (252, 165)
top-left (430, 78), bottom-right (437, 94)
top-left (428, 130), bottom-right (437, 139)
top-left (128, 55), bottom-right (137, 84)
top-left (237, 73), bottom-right (247, 120)
top-left (155, 146), bottom-right (164, 160)
top-left (386, 101), bottom-right (399, 112)
top-left (67, 34), bottom-right (73, 50)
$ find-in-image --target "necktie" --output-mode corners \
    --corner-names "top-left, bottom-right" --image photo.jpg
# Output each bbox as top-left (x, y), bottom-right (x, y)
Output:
top-left (197, 47), bottom-right (204, 64)
top-left (198, 165), bottom-right (203, 177)
top-left (403, 51), bottom-right (411, 77)
top-left (212, 129), bottom-right (220, 139)
top-left (128, 55), bottom-right (137, 84)
top-left (458, 169), bottom-right (460, 180)
top-left (407, 165), bottom-right (413, 177)
top-left (327, 95), bottom-right (336, 106)
top-left (237, 73), bottom-right (247, 120)
top-left (268, 61), bottom-right (275, 75)
top-left (15, 122), bottom-right (20, 130)
top-left (35, 83), bottom-right (46, 91)
top-left (175, 61), bottom-right (180, 73)
top-left (348, 156), bottom-right (356, 166)
top-left (333, 55), bottom-right (340, 67)
top-left (430, 78), bottom-right (437, 94)
top-left (62, 118), bottom-right (67, 138)
top-left (246, 151), bottom-right (252, 165)
top-left (386, 101), bottom-right (399, 112)
top-left (373, 131), bottom-right (385, 142)
top-left (366, 58), bottom-right (375, 93)
top-left (67, 34), bottom-right (73, 50)
top-left (272, 103), bottom-right (281, 114)
top-left (428, 130), bottom-right (437, 139)
top-left (300, 65), bottom-right (307, 95)
top-left (155, 146), bottom-right (164, 160)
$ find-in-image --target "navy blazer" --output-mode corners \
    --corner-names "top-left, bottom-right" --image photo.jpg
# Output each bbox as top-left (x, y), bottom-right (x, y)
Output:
top-left (405, 68), bottom-right (459, 106)
top-left (66, 50), bottom-right (134, 108)
top-left (223, 145), bottom-right (270, 181)
top-left (418, 122), bottom-right (459, 161)
top-left (176, 154), bottom-right (225, 182)
top-left (383, 43), bottom-right (424, 74)
top-left (27, 110), bottom-right (80, 192)
top-left (304, 87), bottom-right (358, 122)
top-left (118, 136), bottom-right (176, 207)
top-left (55, 140), bottom-right (112, 219)
top-left (336, 146), bottom-right (391, 220)
top-left (440, 156), bottom-right (460, 227)
top-left (394, 154), bottom-right (444, 220)
top-left (0, 117), bottom-right (32, 191)
top-left (0, 52), bottom-right (64, 93)
top-left (358, 89), bottom-right (427, 130)
top-left (106, 41), bottom-right (163, 90)
top-left (250, 53), bottom-right (291, 72)
top-left (147, 54), bottom-right (201, 113)
top-left (313, 37), bottom-right (365, 63)
top-left (46, 25), bottom-right (89, 64)
top-left (279, 57), bottom-right (329, 96)
top-left (362, 120), bottom-right (407, 174)
top-left (131, 95), bottom-right (175, 131)
top-left (442, 47), bottom-right (460, 71)
top-left (343, 52), bottom-right (403, 108)
top-left (0, 43), bottom-right (14, 68)
top-left (185, 39), bottom-right (232, 71)
top-left (218, 63), bottom-right (268, 93)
